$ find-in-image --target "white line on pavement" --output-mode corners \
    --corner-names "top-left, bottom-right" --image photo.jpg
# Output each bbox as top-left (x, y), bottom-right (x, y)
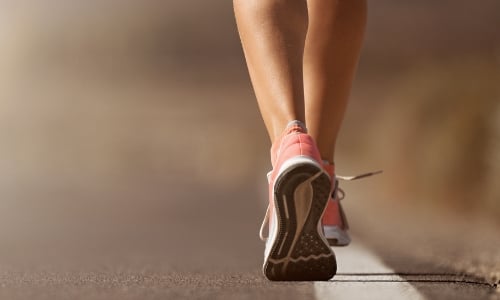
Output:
top-left (314, 239), bottom-right (426, 300)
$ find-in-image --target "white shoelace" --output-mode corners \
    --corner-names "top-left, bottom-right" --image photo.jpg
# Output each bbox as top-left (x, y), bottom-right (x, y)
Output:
top-left (259, 170), bottom-right (383, 241)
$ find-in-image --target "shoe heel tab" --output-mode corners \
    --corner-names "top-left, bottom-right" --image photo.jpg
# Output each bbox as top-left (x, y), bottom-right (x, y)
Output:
top-left (285, 120), bottom-right (307, 134)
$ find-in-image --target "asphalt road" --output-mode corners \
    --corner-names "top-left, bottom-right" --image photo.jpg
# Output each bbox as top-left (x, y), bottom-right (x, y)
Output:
top-left (0, 177), bottom-right (498, 300)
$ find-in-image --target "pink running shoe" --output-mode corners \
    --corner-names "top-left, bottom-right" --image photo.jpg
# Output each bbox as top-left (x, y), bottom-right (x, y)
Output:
top-left (259, 121), bottom-right (335, 281)
top-left (322, 164), bottom-right (383, 246)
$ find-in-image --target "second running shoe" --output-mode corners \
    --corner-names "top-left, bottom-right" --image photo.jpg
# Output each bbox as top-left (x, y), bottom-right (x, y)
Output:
top-left (322, 163), bottom-right (383, 246)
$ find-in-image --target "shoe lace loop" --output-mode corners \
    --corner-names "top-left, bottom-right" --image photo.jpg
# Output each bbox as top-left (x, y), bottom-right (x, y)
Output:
top-left (259, 170), bottom-right (383, 241)
top-left (259, 205), bottom-right (271, 241)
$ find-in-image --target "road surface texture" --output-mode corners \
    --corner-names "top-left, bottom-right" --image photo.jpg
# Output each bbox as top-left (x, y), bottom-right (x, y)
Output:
top-left (0, 163), bottom-right (498, 299)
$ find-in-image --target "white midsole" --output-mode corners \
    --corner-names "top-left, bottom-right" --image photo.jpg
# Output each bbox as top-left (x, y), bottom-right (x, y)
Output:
top-left (323, 225), bottom-right (351, 246)
top-left (276, 156), bottom-right (326, 181)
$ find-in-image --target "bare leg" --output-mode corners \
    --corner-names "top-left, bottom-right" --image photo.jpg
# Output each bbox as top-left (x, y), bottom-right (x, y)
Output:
top-left (233, 0), bottom-right (308, 142)
top-left (304, 0), bottom-right (367, 162)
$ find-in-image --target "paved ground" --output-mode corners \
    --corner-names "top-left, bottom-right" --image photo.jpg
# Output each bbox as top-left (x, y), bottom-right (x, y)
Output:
top-left (0, 176), bottom-right (498, 300)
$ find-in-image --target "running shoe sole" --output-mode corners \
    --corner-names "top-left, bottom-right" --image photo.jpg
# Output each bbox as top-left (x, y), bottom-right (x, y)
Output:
top-left (263, 157), bottom-right (336, 281)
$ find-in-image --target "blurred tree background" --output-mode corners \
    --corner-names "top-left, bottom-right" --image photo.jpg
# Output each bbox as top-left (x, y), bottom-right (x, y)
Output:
top-left (1, 0), bottom-right (499, 226)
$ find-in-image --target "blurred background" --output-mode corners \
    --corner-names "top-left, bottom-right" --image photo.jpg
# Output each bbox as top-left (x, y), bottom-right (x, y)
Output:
top-left (0, 0), bottom-right (499, 284)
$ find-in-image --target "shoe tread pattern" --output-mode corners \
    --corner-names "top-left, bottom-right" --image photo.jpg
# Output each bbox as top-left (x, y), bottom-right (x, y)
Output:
top-left (264, 163), bottom-right (336, 281)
